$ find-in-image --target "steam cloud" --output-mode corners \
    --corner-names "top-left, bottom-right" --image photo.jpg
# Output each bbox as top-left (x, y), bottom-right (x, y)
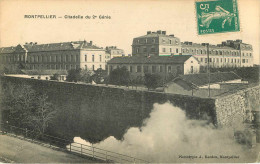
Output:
top-left (72, 103), bottom-right (257, 163)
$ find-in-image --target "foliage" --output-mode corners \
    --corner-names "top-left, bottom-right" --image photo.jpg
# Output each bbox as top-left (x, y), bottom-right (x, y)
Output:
top-left (92, 68), bottom-right (106, 84)
top-left (28, 94), bottom-right (57, 135)
top-left (66, 68), bottom-right (93, 83)
top-left (201, 66), bottom-right (259, 83)
top-left (144, 73), bottom-right (162, 90)
top-left (1, 82), bottom-right (57, 134)
top-left (66, 69), bottom-right (81, 82)
top-left (50, 73), bottom-right (59, 81)
top-left (108, 67), bottom-right (130, 86)
top-left (80, 68), bottom-right (93, 83)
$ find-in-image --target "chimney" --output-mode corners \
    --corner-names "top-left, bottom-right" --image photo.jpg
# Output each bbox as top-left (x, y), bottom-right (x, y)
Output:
top-left (157, 30), bottom-right (162, 34)
top-left (147, 31), bottom-right (151, 35)
top-left (90, 41), bottom-right (92, 45)
top-left (35, 42), bottom-right (37, 45)
top-left (162, 31), bottom-right (166, 35)
top-left (169, 34), bottom-right (174, 37)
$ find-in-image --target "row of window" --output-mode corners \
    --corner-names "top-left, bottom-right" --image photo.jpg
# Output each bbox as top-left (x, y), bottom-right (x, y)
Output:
top-left (162, 48), bottom-right (179, 53)
top-left (110, 65), bottom-right (182, 74)
top-left (29, 64), bottom-right (103, 70)
top-left (182, 48), bottom-right (252, 56)
top-left (199, 57), bottom-right (250, 64)
top-left (0, 55), bottom-right (25, 62)
top-left (136, 38), bottom-right (179, 45)
top-left (0, 54), bottom-right (103, 63)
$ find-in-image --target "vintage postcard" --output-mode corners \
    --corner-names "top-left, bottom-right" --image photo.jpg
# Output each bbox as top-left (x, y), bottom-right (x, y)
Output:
top-left (0, 0), bottom-right (259, 163)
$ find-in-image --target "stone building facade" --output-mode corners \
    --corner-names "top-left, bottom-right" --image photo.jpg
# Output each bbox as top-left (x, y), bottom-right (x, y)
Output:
top-left (132, 30), bottom-right (181, 57)
top-left (132, 31), bottom-right (254, 68)
top-left (0, 41), bottom-right (106, 71)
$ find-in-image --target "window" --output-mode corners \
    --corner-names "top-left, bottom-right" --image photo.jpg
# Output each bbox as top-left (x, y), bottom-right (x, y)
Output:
top-left (169, 40), bottom-right (172, 44)
top-left (85, 55), bottom-right (87, 61)
top-left (145, 39), bottom-right (148, 43)
top-left (191, 66), bottom-right (193, 73)
top-left (191, 60), bottom-right (193, 63)
top-left (201, 58), bottom-right (203, 62)
top-left (109, 65), bottom-right (113, 72)
top-left (136, 48), bottom-right (139, 53)
top-left (220, 58), bottom-right (222, 62)
top-left (66, 55), bottom-right (69, 62)
top-left (92, 65), bottom-right (95, 70)
top-left (205, 58), bottom-right (207, 63)
top-left (168, 66), bottom-right (171, 73)
top-left (137, 65), bottom-right (141, 72)
top-left (217, 58), bottom-right (219, 62)
top-left (92, 55), bottom-right (95, 62)
top-left (162, 39), bottom-right (165, 43)
top-left (213, 58), bottom-right (215, 62)
top-left (144, 48), bottom-right (147, 52)
top-left (159, 66), bottom-right (163, 72)
top-left (151, 47), bottom-right (155, 52)
top-left (99, 55), bottom-right (102, 62)
top-left (85, 65), bottom-right (87, 69)
top-left (130, 66), bottom-right (133, 73)
top-left (231, 59), bottom-right (233, 63)
top-left (242, 59), bottom-right (245, 63)
top-left (137, 40), bottom-right (140, 43)
top-left (99, 65), bottom-right (102, 68)
top-left (201, 50), bottom-right (203, 54)
top-left (152, 66), bottom-right (156, 73)
top-left (71, 55), bottom-right (73, 62)
top-left (152, 39), bottom-right (155, 43)
top-left (209, 58), bottom-right (212, 62)
top-left (162, 48), bottom-right (166, 52)
top-left (170, 48), bottom-right (172, 52)
top-left (76, 55), bottom-right (79, 62)
top-left (176, 49), bottom-right (178, 53)
top-left (143, 66), bottom-right (148, 73)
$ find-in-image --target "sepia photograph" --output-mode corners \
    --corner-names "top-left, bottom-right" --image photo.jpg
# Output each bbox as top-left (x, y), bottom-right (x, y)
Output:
top-left (0, 0), bottom-right (259, 163)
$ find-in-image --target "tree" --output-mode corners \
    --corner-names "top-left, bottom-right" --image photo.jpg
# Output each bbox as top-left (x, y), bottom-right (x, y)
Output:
top-left (144, 73), bottom-right (162, 90)
top-left (91, 68), bottom-right (106, 84)
top-left (50, 73), bottom-right (59, 81)
top-left (28, 94), bottom-right (57, 136)
top-left (108, 67), bottom-right (130, 86)
top-left (1, 83), bottom-right (57, 135)
top-left (80, 68), bottom-right (93, 83)
top-left (1, 83), bottom-right (36, 127)
top-left (66, 69), bottom-right (81, 82)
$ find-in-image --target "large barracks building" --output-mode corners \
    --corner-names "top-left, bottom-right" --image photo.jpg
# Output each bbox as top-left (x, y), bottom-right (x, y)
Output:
top-left (132, 30), bottom-right (254, 68)
top-left (0, 40), bottom-right (106, 71)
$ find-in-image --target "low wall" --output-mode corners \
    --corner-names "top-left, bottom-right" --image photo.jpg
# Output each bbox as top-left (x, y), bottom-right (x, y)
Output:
top-left (0, 76), bottom-right (216, 143)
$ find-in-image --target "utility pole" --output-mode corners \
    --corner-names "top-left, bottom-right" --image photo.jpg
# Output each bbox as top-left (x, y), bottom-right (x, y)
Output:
top-left (204, 43), bottom-right (211, 97)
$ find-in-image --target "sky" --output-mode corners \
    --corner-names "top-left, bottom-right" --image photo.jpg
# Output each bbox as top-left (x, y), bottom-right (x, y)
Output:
top-left (0, 0), bottom-right (259, 64)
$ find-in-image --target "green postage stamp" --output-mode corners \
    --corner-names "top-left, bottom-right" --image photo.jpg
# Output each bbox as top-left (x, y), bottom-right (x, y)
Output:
top-left (196, 0), bottom-right (240, 35)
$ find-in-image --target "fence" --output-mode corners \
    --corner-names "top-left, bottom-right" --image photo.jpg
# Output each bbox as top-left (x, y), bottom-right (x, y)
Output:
top-left (0, 123), bottom-right (148, 163)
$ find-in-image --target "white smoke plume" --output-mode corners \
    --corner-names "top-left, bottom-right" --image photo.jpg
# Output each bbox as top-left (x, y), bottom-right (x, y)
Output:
top-left (72, 103), bottom-right (258, 163)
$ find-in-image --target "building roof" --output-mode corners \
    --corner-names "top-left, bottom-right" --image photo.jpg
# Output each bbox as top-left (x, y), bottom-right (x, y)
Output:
top-left (0, 41), bottom-right (103, 54)
top-left (174, 72), bottom-right (242, 87)
top-left (24, 41), bottom-right (102, 52)
top-left (0, 47), bottom-right (16, 54)
top-left (107, 55), bottom-right (194, 64)
top-left (181, 42), bottom-right (235, 50)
